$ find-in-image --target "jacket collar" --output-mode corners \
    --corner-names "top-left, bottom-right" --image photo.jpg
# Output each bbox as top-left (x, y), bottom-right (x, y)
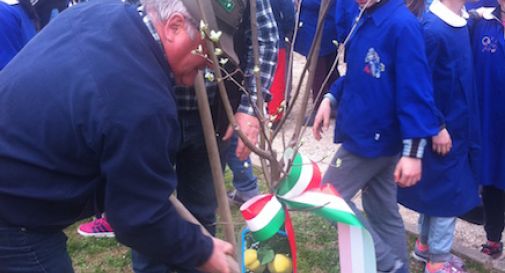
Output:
top-left (0, 0), bottom-right (19, 5)
top-left (478, 6), bottom-right (501, 21)
top-left (366, 0), bottom-right (403, 26)
top-left (136, 5), bottom-right (165, 54)
top-left (429, 0), bottom-right (469, 27)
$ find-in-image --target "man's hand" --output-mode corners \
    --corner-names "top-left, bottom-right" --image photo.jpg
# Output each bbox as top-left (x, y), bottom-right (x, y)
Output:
top-left (432, 128), bottom-right (452, 156)
top-left (198, 238), bottom-right (234, 273)
top-left (394, 157), bottom-right (422, 187)
top-left (223, 112), bottom-right (259, 161)
top-left (312, 98), bottom-right (332, 140)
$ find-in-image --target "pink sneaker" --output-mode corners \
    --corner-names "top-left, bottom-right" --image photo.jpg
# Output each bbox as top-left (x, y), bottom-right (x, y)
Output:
top-left (412, 240), bottom-right (429, 263)
top-left (412, 240), bottom-right (465, 269)
top-left (77, 217), bottom-right (115, 238)
top-left (425, 262), bottom-right (467, 273)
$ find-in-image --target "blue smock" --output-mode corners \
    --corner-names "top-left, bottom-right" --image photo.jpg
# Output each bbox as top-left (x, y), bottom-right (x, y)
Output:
top-left (329, 0), bottom-right (440, 158)
top-left (471, 7), bottom-right (505, 190)
top-left (270, 0), bottom-right (295, 48)
top-left (0, 1), bottom-right (36, 70)
top-left (466, 0), bottom-right (498, 9)
top-left (398, 2), bottom-right (481, 216)
top-left (334, 0), bottom-right (360, 43)
top-left (294, 0), bottom-right (338, 57)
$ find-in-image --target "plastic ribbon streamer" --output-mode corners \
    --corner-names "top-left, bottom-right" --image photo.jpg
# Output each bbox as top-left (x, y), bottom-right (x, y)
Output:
top-left (240, 150), bottom-right (376, 273)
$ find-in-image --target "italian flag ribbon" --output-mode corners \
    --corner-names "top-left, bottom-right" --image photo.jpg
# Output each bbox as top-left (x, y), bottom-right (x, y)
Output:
top-left (240, 151), bottom-right (376, 273)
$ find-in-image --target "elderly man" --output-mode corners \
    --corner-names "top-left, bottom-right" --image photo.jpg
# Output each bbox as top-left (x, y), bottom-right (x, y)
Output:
top-left (0, 0), bottom-right (244, 272)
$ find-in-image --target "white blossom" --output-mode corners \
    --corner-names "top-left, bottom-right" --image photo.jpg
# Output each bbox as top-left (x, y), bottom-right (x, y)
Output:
top-left (205, 71), bottom-right (215, 82)
top-left (209, 30), bottom-right (222, 42)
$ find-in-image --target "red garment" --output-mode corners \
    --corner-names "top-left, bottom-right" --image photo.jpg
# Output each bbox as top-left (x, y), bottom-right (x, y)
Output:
top-left (268, 48), bottom-right (287, 121)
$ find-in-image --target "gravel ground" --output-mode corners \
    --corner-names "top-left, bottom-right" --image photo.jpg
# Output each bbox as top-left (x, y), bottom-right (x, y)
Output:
top-left (251, 54), bottom-right (505, 270)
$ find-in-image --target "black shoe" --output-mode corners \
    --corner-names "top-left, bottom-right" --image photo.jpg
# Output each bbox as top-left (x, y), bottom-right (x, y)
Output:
top-left (227, 190), bottom-right (246, 206)
top-left (481, 241), bottom-right (503, 259)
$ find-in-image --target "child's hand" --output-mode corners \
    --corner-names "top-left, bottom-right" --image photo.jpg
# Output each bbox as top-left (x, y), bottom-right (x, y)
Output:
top-left (312, 98), bottom-right (332, 140)
top-left (432, 128), bottom-right (452, 156)
top-left (394, 157), bottom-right (422, 187)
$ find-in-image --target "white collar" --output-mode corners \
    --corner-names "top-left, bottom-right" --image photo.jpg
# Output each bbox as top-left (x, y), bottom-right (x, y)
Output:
top-left (477, 7), bottom-right (500, 20)
top-left (0, 0), bottom-right (19, 5)
top-left (429, 0), bottom-right (469, 27)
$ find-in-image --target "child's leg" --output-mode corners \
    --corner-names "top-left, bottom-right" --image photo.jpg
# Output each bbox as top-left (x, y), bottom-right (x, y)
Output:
top-left (482, 185), bottom-right (505, 242)
top-left (412, 214), bottom-right (430, 263)
top-left (418, 214), bottom-right (430, 245)
top-left (481, 185), bottom-right (504, 258)
top-left (361, 160), bottom-right (409, 268)
top-left (427, 216), bottom-right (456, 263)
top-left (311, 52), bottom-right (338, 109)
top-left (323, 147), bottom-right (405, 272)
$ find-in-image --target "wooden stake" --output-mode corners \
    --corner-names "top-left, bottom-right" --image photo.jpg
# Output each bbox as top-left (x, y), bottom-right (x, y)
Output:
top-left (194, 71), bottom-right (236, 250)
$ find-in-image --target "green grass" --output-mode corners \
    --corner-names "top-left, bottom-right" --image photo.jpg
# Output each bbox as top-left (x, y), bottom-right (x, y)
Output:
top-left (65, 168), bottom-right (493, 272)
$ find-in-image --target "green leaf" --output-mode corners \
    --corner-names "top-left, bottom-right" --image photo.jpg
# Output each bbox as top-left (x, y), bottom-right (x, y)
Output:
top-left (257, 247), bottom-right (275, 265)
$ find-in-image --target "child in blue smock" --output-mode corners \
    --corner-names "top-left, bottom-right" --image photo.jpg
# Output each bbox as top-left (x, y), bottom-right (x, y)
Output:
top-left (312, 0), bottom-right (440, 272)
top-left (294, 0), bottom-right (339, 125)
top-left (397, 0), bottom-right (481, 272)
top-left (470, 1), bottom-right (505, 259)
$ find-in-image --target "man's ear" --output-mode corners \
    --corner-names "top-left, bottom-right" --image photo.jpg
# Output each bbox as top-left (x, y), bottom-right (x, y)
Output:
top-left (162, 13), bottom-right (186, 43)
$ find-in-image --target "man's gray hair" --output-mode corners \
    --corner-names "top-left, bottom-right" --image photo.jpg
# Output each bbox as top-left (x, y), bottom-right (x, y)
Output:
top-left (141, 0), bottom-right (198, 39)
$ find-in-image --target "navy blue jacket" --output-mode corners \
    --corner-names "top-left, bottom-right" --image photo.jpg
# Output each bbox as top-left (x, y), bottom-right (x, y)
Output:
top-left (0, 0), bottom-right (212, 269)
top-left (329, 0), bottom-right (440, 158)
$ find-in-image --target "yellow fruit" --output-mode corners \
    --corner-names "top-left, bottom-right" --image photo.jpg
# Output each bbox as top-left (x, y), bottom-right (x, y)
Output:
top-left (267, 254), bottom-right (292, 273)
top-left (244, 249), bottom-right (258, 267)
top-left (254, 265), bottom-right (266, 273)
top-left (247, 260), bottom-right (265, 273)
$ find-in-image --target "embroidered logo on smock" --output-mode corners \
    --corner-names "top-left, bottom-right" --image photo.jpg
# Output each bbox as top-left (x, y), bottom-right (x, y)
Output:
top-left (364, 48), bottom-right (385, 78)
top-left (482, 36), bottom-right (497, 53)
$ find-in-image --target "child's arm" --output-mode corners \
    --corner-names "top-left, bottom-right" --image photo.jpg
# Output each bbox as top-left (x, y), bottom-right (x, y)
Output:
top-left (432, 128), bottom-right (452, 155)
top-left (312, 77), bottom-right (344, 140)
top-left (393, 21), bottom-right (440, 187)
top-left (423, 23), bottom-right (453, 156)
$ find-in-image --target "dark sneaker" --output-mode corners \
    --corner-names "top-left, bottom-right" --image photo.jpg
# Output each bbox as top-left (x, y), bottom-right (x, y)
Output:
top-left (412, 240), bottom-right (465, 269)
top-left (481, 241), bottom-right (503, 259)
top-left (227, 190), bottom-right (247, 206)
top-left (412, 240), bottom-right (429, 263)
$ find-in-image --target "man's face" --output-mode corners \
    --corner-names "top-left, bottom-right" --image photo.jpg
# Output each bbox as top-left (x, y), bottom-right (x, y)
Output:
top-left (157, 14), bottom-right (208, 86)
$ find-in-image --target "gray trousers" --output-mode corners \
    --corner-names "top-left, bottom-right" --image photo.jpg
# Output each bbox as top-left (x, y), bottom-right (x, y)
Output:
top-left (323, 147), bottom-right (408, 272)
